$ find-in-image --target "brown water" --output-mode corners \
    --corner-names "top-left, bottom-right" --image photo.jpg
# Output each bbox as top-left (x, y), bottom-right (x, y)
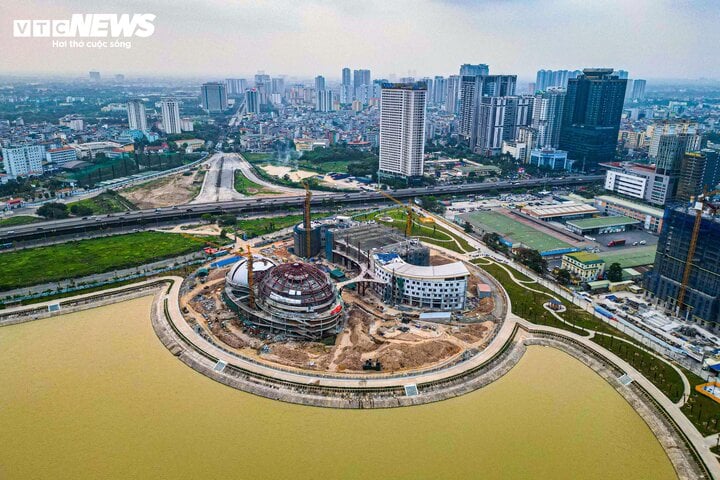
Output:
top-left (0, 296), bottom-right (676, 479)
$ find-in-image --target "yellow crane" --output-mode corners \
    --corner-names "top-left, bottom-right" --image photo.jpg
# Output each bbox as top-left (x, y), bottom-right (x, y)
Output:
top-left (303, 181), bottom-right (312, 258)
top-left (376, 189), bottom-right (414, 237)
top-left (677, 189), bottom-right (720, 312)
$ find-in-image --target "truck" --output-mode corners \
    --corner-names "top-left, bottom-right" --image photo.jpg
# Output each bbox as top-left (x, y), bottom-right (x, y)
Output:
top-left (607, 239), bottom-right (626, 247)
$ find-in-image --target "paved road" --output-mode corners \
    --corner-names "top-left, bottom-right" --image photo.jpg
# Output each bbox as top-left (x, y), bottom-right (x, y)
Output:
top-left (235, 153), bottom-right (303, 194)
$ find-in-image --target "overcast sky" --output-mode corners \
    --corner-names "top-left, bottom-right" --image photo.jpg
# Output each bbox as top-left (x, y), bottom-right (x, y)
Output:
top-left (1, 0), bottom-right (718, 81)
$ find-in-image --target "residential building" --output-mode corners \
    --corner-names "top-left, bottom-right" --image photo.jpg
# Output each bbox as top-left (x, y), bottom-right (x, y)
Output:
top-left (1, 145), bottom-right (44, 178)
top-left (160, 98), bottom-right (182, 134)
top-left (270, 78), bottom-right (284, 96)
top-left (631, 79), bottom-right (646, 101)
top-left (459, 74), bottom-right (517, 147)
top-left (459, 63), bottom-right (489, 77)
top-left (646, 206), bottom-right (720, 327)
top-left (314, 75), bottom-right (325, 93)
top-left (445, 75), bottom-right (460, 114)
top-left (225, 78), bottom-right (247, 96)
top-left (561, 252), bottom-right (605, 282)
top-left (246, 89), bottom-right (260, 115)
top-left (474, 95), bottom-right (531, 155)
top-left (647, 121), bottom-right (699, 158)
top-left (126, 99), bottom-right (147, 131)
top-left (378, 82), bottom-right (427, 183)
top-left (535, 69), bottom-right (581, 91)
top-left (655, 133), bottom-right (701, 176)
top-left (433, 76), bottom-right (447, 104)
top-left (200, 82), bottom-right (228, 113)
top-left (558, 68), bottom-right (627, 169)
top-left (594, 195), bottom-right (665, 233)
top-left (531, 87), bottom-right (565, 148)
top-left (316, 90), bottom-right (334, 112)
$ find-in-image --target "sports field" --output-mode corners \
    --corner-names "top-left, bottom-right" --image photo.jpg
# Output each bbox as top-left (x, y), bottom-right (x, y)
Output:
top-left (463, 210), bottom-right (572, 253)
top-left (599, 246), bottom-right (657, 268)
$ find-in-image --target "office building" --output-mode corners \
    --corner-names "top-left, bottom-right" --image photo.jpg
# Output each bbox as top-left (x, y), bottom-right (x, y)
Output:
top-left (378, 82), bottom-right (427, 183)
top-left (126, 99), bottom-right (147, 131)
top-left (655, 133), bottom-right (701, 176)
top-left (615, 70), bottom-right (629, 79)
top-left (631, 79), bottom-right (646, 101)
top-left (245, 89), bottom-right (260, 115)
top-left (459, 63), bottom-right (489, 77)
top-left (2, 145), bottom-right (45, 178)
top-left (46, 146), bottom-right (77, 166)
top-left (529, 148), bottom-right (571, 170)
top-left (160, 98), bottom-right (182, 134)
top-left (646, 206), bottom-right (720, 326)
top-left (561, 252), bottom-right (605, 282)
top-left (558, 68), bottom-right (627, 169)
top-left (531, 87), bottom-right (566, 148)
top-left (200, 82), bottom-right (228, 113)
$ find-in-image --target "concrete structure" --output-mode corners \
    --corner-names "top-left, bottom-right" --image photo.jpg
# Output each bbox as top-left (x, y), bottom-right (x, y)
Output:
top-left (126, 99), bottom-right (147, 131)
top-left (1, 145), bottom-right (44, 178)
top-left (677, 151), bottom-right (720, 202)
top-left (531, 87), bottom-right (565, 149)
top-left (561, 251), bottom-right (605, 282)
top-left (160, 98), bottom-right (182, 134)
top-left (594, 195), bottom-right (665, 233)
top-left (372, 252), bottom-right (469, 310)
top-left (647, 121), bottom-right (699, 158)
top-left (45, 146), bottom-right (77, 166)
top-left (378, 82), bottom-right (427, 183)
top-left (646, 206), bottom-right (720, 327)
top-left (602, 162), bottom-right (674, 206)
top-left (224, 261), bottom-right (344, 340)
top-left (201, 82), bottom-right (228, 113)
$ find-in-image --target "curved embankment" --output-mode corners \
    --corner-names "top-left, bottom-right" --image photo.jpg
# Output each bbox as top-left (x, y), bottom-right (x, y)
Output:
top-left (1, 277), bottom-right (714, 479)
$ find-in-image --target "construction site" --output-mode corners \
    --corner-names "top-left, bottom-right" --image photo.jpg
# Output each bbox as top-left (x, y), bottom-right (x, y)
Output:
top-left (177, 185), bottom-right (505, 374)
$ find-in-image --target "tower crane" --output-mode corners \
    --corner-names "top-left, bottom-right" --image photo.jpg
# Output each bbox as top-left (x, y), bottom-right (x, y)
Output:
top-left (245, 245), bottom-right (256, 309)
top-left (376, 189), bottom-right (414, 237)
top-left (677, 188), bottom-right (720, 313)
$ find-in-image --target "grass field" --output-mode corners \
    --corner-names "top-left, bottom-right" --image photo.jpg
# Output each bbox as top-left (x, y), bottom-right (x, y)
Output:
top-left (0, 215), bottom-right (42, 227)
top-left (236, 212), bottom-right (333, 239)
top-left (463, 210), bottom-right (571, 253)
top-left (599, 246), bottom-right (657, 268)
top-left (357, 208), bottom-right (473, 253)
top-left (0, 231), bottom-right (215, 291)
top-left (680, 368), bottom-right (720, 436)
top-left (242, 153), bottom-right (273, 164)
top-left (233, 171), bottom-right (278, 195)
top-left (67, 191), bottom-right (137, 214)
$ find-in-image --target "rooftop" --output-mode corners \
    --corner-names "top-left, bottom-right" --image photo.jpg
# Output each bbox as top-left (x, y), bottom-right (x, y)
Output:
top-left (522, 202), bottom-right (598, 218)
top-left (564, 251), bottom-right (605, 265)
top-left (595, 195), bottom-right (665, 217)
top-left (374, 253), bottom-right (469, 278)
top-left (566, 216), bottom-right (640, 230)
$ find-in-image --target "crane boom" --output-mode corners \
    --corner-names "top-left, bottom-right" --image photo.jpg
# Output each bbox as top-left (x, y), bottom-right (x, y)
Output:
top-left (303, 181), bottom-right (312, 258)
top-left (377, 189), bottom-right (413, 237)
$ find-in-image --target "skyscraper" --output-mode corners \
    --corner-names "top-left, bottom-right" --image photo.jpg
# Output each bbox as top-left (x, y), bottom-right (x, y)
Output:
top-left (245, 89), bottom-right (260, 115)
top-left (615, 70), bottom-right (629, 79)
top-left (378, 82), bottom-right (427, 183)
top-left (433, 76), bottom-right (447, 104)
top-left (558, 68), bottom-right (627, 169)
top-left (342, 67), bottom-right (351, 87)
top-left (316, 90), bottom-right (334, 112)
top-left (225, 78), bottom-right (247, 96)
top-left (126, 99), bottom-right (147, 131)
top-left (89, 71), bottom-right (100, 81)
top-left (631, 79), bottom-right (647, 101)
top-left (531, 88), bottom-right (566, 148)
top-left (459, 63), bottom-right (489, 77)
top-left (475, 95), bottom-right (533, 155)
top-left (160, 98), bottom-right (182, 134)
top-left (200, 82), bottom-right (228, 113)
top-left (271, 78), bottom-right (285, 96)
top-left (459, 75), bottom-right (517, 146)
top-left (445, 75), bottom-right (460, 114)
top-left (676, 152), bottom-right (709, 202)
top-left (655, 133), bottom-right (700, 176)
top-left (353, 69), bottom-right (371, 100)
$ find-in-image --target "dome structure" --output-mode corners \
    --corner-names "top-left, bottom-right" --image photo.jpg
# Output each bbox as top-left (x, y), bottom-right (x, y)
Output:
top-left (258, 262), bottom-right (336, 311)
top-left (226, 255), bottom-right (276, 289)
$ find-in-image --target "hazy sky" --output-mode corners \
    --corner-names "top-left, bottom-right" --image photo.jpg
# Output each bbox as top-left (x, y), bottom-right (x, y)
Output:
top-left (1, 0), bottom-right (718, 80)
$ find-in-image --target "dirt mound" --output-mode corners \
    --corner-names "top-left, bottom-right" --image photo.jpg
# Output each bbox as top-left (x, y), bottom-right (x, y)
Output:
top-left (375, 340), bottom-right (460, 371)
top-left (122, 171), bottom-right (201, 208)
top-left (451, 321), bottom-right (493, 343)
top-left (271, 344), bottom-right (311, 364)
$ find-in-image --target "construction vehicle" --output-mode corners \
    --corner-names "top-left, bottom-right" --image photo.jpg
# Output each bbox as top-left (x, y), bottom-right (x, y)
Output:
top-left (376, 188), bottom-right (418, 237)
top-left (677, 189), bottom-right (720, 313)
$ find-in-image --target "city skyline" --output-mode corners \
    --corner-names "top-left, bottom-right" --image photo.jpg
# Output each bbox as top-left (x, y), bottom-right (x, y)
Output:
top-left (1, 0), bottom-right (719, 80)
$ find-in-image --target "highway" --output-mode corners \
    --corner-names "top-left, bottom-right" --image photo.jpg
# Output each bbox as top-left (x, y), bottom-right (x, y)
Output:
top-left (0, 175), bottom-right (603, 244)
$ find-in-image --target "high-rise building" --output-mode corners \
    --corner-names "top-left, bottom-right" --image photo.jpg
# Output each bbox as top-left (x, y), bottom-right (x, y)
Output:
top-left (433, 76), bottom-right (447, 104)
top-left (271, 78), bottom-right (285, 96)
top-left (378, 82), bottom-right (427, 183)
top-left (445, 75), bottom-right (460, 114)
top-left (245, 89), bottom-right (260, 115)
top-left (535, 69), bottom-right (580, 91)
top-left (615, 70), bottom-right (629, 79)
top-left (459, 75), bottom-right (517, 146)
top-left (676, 152), bottom-right (709, 202)
top-left (655, 133), bottom-right (700, 177)
top-left (254, 73), bottom-right (270, 85)
top-left (531, 87), bottom-right (565, 148)
top-left (160, 98), bottom-right (182, 134)
top-left (459, 63), bottom-right (489, 77)
top-left (200, 82), bottom-right (228, 113)
top-left (316, 90), bottom-right (334, 112)
top-left (340, 84), bottom-right (352, 104)
top-left (1, 145), bottom-right (45, 179)
top-left (89, 71), bottom-right (101, 81)
top-left (225, 78), bottom-right (247, 96)
top-left (475, 95), bottom-right (533, 155)
top-left (646, 206), bottom-right (720, 325)
top-left (353, 69), bottom-right (371, 100)
top-left (558, 68), bottom-right (627, 169)
top-left (342, 67), bottom-right (351, 87)
top-left (126, 99), bottom-right (147, 131)
top-left (631, 79), bottom-right (647, 101)
top-left (314, 75), bottom-right (326, 93)
top-left (647, 121), bottom-right (699, 158)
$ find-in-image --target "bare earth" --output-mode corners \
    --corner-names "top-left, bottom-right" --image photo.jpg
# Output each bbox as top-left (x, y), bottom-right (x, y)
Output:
top-left (121, 170), bottom-right (204, 209)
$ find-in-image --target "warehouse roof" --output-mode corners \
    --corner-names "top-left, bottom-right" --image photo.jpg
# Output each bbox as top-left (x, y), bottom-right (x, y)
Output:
top-left (595, 195), bottom-right (665, 217)
top-left (522, 202), bottom-right (598, 219)
top-left (566, 215), bottom-right (640, 230)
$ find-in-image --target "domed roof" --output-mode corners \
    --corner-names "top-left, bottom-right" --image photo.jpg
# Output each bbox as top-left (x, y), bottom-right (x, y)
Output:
top-left (258, 262), bottom-right (336, 308)
top-left (226, 255), bottom-right (276, 289)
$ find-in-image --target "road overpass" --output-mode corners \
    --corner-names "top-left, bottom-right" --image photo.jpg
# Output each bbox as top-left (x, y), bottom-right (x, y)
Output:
top-left (0, 175), bottom-right (603, 244)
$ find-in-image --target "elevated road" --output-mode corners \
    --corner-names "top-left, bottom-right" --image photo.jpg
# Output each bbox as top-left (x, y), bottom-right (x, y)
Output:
top-left (0, 175), bottom-right (603, 244)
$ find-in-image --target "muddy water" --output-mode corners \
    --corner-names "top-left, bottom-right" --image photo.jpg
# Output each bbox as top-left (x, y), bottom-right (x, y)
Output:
top-left (0, 296), bottom-right (676, 479)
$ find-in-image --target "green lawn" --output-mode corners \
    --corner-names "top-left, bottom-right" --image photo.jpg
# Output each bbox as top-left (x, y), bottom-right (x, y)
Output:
top-left (0, 215), bottom-right (42, 227)
top-left (359, 208), bottom-right (473, 254)
top-left (67, 191), bottom-right (136, 214)
top-left (236, 212), bottom-right (333, 239)
top-left (680, 367), bottom-right (720, 436)
top-left (242, 153), bottom-right (273, 164)
top-left (599, 246), bottom-right (657, 268)
top-left (592, 334), bottom-right (684, 403)
top-left (0, 231), bottom-right (216, 291)
top-left (233, 171), bottom-right (278, 195)
top-left (463, 210), bottom-right (572, 253)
